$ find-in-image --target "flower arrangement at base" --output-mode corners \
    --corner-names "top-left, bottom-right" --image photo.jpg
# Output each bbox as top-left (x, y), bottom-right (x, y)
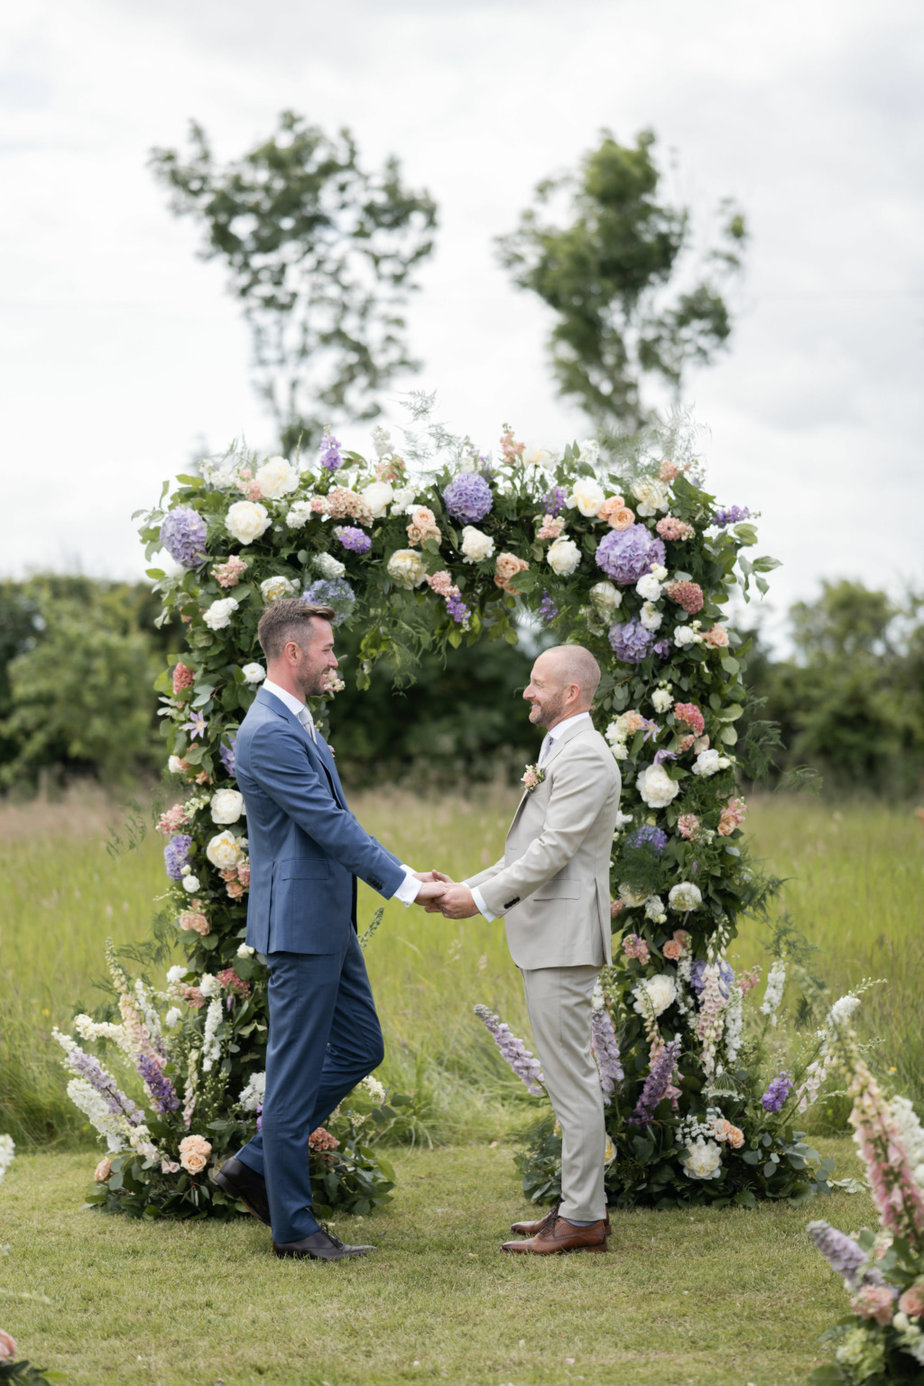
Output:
top-left (0, 1139), bottom-right (64, 1384)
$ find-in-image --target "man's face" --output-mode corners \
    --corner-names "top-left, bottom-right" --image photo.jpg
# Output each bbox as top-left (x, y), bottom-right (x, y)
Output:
top-left (291, 619), bottom-right (338, 699)
top-left (523, 653), bottom-right (569, 731)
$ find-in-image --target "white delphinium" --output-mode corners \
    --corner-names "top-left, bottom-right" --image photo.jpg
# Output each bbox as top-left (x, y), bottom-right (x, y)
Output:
top-left (74, 1015), bottom-right (126, 1046)
top-left (239, 1071), bottom-right (266, 1113)
top-left (66, 1079), bottom-right (129, 1152)
top-left (723, 983), bottom-right (744, 1064)
top-left (760, 960), bottom-right (786, 1023)
top-left (201, 997), bottom-right (223, 1072)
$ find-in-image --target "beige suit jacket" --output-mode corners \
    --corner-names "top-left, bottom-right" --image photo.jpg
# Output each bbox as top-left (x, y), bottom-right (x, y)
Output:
top-left (466, 719), bottom-right (622, 970)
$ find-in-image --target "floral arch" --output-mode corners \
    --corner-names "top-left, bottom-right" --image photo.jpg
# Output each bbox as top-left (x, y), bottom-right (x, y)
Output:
top-left (57, 413), bottom-right (832, 1217)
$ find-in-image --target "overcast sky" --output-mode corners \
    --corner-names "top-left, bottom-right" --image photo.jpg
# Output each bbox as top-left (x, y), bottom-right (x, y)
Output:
top-left (3, 0), bottom-right (922, 646)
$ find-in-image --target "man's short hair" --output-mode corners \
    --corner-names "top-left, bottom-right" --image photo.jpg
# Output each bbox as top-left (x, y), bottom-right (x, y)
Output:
top-left (257, 599), bottom-right (336, 661)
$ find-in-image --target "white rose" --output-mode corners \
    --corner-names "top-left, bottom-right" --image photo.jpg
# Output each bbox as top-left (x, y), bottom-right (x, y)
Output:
top-left (674, 625), bottom-right (697, 648)
top-left (639, 601), bottom-right (662, 632)
top-left (387, 549), bottom-right (428, 588)
top-left (651, 688), bottom-right (673, 713)
top-left (168, 755), bottom-right (187, 775)
top-left (636, 763), bottom-right (680, 808)
top-left (210, 789), bottom-right (245, 825)
top-left (631, 477), bottom-right (669, 516)
top-left (260, 575), bottom-right (298, 603)
top-left (241, 662), bottom-right (266, 685)
top-left (589, 581), bottom-right (622, 616)
top-left (203, 597), bottom-right (239, 631)
top-left (632, 973), bottom-right (676, 1017)
top-left (636, 572), bottom-right (662, 601)
top-left (254, 455), bottom-right (299, 498)
top-left (361, 481), bottom-right (394, 518)
top-left (315, 552), bottom-right (346, 579)
top-left (225, 500), bottom-right (271, 545)
top-left (569, 477), bottom-right (606, 517)
top-left (460, 526), bottom-right (495, 564)
top-left (692, 749), bottom-right (729, 777)
top-left (681, 1138), bottom-right (723, 1180)
top-left (236, 943), bottom-right (255, 958)
top-left (285, 501), bottom-right (314, 528)
top-left (668, 881), bottom-right (703, 911)
top-left (205, 830), bottom-right (244, 870)
top-left (547, 537), bottom-right (581, 576)
top-left (391, 486), bottom-right (417, 510)
top-left (651, 564), bottom-right (668, 581)
top-left (182, 875), bottom-right (200, 893)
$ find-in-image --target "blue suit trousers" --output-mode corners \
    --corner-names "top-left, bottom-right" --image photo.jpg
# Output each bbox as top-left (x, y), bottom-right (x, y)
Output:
top-left (235, 931), bottom-right (384, 1242)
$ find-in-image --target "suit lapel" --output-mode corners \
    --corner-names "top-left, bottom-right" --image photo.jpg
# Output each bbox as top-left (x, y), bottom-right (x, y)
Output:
top-left (256, 689), bottom-right (346, 808)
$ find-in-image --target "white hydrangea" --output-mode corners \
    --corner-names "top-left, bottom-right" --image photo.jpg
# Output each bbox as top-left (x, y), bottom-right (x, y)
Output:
top-left (361, 481), bottom-right (394, 518)
top-left (569, 477), bottom-right (606, 517)
top-left (668, 881), bottom-right (703, 912)
top-left (210, 789), bottom-right (245, 825)
top-left (674, 625), bottom-right (698, 648)
top-left (632, 973), bottom-right (677, 1018)
top-left (460, 526), bottom-right (495, 564)
top-left (636, 572), bottom-right (662, 601)
top-left (203, 597), bottom-right (240, 631)
top-left (315, 552), bottom-right (346, 579)
top-left (636, 763), bottom-right (680, 808)
top-left (238, 1071), bottom-right (266, 1113)
top-left (205, 830), bottom-right (244, 870)
top-left (387, 548), bottom-right (428, 587)
top-left (225, 500), bottom-right (271, 545)
top-left (241, 662), bottom-right (266, 685)
top-left (285, 501), bottom-right (314, 528)
top-left (255, 455), bottom-right (299, 498)
top-left (644, 895), bottom-right (667, 923)
top-left (651, 687), bottom-right (673, 713)
top-left (260, 575), bottom-right (299, 603)
top-left (681, 1138), bottom-right (723, 1180)
top-left (693, 749), bottom-right (730, 777)
top-left (547, 537), bottom-right (581, 576)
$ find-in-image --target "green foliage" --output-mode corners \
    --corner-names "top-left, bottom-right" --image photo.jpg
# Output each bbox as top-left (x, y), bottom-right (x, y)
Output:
top-left (497, 130), bottom-right (747, 432)
top-left (150, 111), bottom-right (438, 453)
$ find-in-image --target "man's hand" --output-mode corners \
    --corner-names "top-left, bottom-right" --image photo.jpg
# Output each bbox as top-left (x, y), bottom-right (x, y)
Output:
top-left (422, 870), bottom-right (456, 911)
top-left (414, 880), bottom-right (447, 905)
top-left (437, 884), bottom-right (479, 919)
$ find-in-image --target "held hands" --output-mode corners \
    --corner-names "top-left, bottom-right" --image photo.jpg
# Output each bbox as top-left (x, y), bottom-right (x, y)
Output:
top-left (419, 870), bottom-right (479, 919)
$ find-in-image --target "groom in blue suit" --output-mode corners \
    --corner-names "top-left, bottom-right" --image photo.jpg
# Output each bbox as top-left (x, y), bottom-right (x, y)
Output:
top-left (215, 598), bottom-right (444, 1259)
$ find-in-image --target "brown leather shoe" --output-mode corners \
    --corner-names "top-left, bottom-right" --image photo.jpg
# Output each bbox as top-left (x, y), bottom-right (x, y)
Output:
top-left (502, 1216), bottom-right (608, 1255)
top-left (510, 1201), bottom-right (611, 1237)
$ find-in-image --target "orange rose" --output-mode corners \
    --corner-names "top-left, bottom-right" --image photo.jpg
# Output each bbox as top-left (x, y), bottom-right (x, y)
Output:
top-left (494, 552), bottom-right (530, 593)
top-left (178, 1134), bottom-right (212, 1175)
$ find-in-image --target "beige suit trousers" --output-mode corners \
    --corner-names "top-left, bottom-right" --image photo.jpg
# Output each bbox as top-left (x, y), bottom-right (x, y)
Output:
top-left (521, 963), bottom-right (606, 1223)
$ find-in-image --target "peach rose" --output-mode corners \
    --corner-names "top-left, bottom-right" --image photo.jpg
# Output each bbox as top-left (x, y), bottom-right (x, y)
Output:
top-left (663, 939), bottom-right (683, 961)
top-left (178, 1134), bottom-right (212, 1175)
top-left (179, 910), bottom-right (210, 935)
top-left (898, 1282), bottom-right (924, 1317)
top-left (704, 625), bottom-right (729, 648)
top-left (94, 1157), bottom-right (113, 1183)
top-left (599, 500), bottom-right (635, 530)
top-left (494, 552), bottom-right (530, 593)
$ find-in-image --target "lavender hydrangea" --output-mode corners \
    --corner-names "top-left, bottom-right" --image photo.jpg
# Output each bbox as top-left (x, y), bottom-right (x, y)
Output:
top-left (627, 1039), bottom-right (681, 1126)
top-left (160, 507), bottom-right (208, 568)
top-left (320, 433), bottom-right (342, 473)
top-left (542, 485), bottom-right (568, 517)
top-left (219, 733), bottom-right (236, 777)
top-left (653, 638), bottom-right (672, 660)
top-left (595, 524), bottom-right (666, 586)
top-left (164, 834), bottom-right (193, 881)
top-left (689, 958), bottom-right (735, 999)
top-left (137, 1054), bottom-right (180, 1114)
top-left (608, 618), bottom-right (655, 664)
top-left (539, 592), bottom-right (559, 624)
top-left (334, 525), bottom-right (372, 555)
top-left (807, 1221), bottom-right (886, 1290)
top-left (713, 505), bottom-right (751, 527)
top-left (302, 578), bottom-right (356, 626)
top-left (443, 473), bottom-right (493, 523)
top-left (475, 1004), bottom-right (544, 1096)
top-left (627, 825), bottom-right (668, 854)
top-left (761, 1072), bottom-right (795, 1113)
top-left (591, 1008), bottom-right (624, 1097)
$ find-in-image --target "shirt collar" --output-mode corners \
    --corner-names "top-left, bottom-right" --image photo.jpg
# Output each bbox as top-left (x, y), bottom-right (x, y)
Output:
top-left (262, 679), bottom-right (314, 724)
top-left (546, 710), bottom-right (593, 744)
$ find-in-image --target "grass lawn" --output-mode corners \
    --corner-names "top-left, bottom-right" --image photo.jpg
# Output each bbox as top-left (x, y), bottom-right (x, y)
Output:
top-left (4, 1139), bottom-right (864, 1386)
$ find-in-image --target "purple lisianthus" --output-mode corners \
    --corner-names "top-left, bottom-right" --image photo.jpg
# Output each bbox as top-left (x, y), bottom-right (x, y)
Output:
top-left (609, 618), bottom-right (655, 664)
top-left (591, 1008), bottom-right (624, 1097)
top-left (627, 1039), bottom-right (681, 1126)
top-left (807, 1221), bottom-right (885, 1291)
top-left (160, 507), bottom-right (208, 569)
top-left (320, 433), bottom-right (342, 473)
top-left (164, 833), bottom-right (193, 881)
top-left (302, 578), bottom-right (356, 626)
top-left (443, 472), bottom-right (493, 524)
top-left (539, 592), bottom-right (559, 624)
top-left (475, 1004), bottom-right (544, 1096)
top-left (689, 958), bottom-right (735, 998)
top-left (713, 505), bottom-right (751, 527)
top-left (627, 825), bottom-right (668, 854)
top-left (541, 485), bottom-right (568, 517)
top-left (761, 1072), bottom-right (794, 1113)
top-left (446, 591), bottom-right (470, 626)
top-left (137, 1054), bottom-right (180, 1114)
top-left (595, 524), bottom-right (666, 586)
top-left (219, 733), bottom-right (236, 777)
top-left (334, 525), bottom-right (372, 555)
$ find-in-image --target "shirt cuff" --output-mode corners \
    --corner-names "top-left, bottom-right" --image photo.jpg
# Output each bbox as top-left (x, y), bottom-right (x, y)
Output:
top-left (394, 870), bottom-right (423, 907)
top-left (468, 885), bottom-right (496, 922)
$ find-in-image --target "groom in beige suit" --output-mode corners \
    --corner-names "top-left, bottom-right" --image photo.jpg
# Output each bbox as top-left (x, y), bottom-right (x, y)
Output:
top-left (432, 644), bottom-right (621, 1253)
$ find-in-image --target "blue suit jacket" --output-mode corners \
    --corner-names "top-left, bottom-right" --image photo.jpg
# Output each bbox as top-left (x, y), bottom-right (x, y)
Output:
top-left (234, 687), bottom-right (406, 955)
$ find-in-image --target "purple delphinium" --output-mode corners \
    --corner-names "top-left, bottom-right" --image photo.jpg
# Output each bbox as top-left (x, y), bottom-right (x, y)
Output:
top-left (713, 505), bottom-right (751, 527)
top-left (475, 1004), bottom-right (544, 1096)
top-left (542, 485), bottom-right (568, 517)
top-left (807, 1221), bottom-right (886, 1290)
top-left (627, 825), bottom-right (668, 854)
top-left (446, 591), bottom-right (470, 626)
top-left (164, 834), bottom-right (193, 881)
top-left (334, 525), bottom-right (372, 555)
top-left (302, 578), bottom-right (356, 626)
top-left (591, 1008), bottom-right (624, 1097)
top-left (608, 618), bottom-right (655, 664)
top-left (627, 1039), bottom-right (681, 1126)
top-left (160, 507), bottom-right (208, 568)
top-left (320, 433), bottom-right (343, 473)
top-left (219, 733), bottom-right (236, 777)
top-left (66, 1045), bottom-right (145, 1123)
top-left (761, 1072), bottom-right (795, 1113)
top-left (539, 592), bottom-right (559, 624)
top-left (595, 525), bottom-right (666, 585)
top-left (689, 958), bottom-right (735, 999)
top-left (137, 1054), bottom-right (180, 1114)
top-left (443, 473), bottom-right (493, 523)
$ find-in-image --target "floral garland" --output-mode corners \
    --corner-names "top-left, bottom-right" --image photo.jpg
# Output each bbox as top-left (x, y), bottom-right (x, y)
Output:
top-left (62, 410), bottom-right (807, 1214)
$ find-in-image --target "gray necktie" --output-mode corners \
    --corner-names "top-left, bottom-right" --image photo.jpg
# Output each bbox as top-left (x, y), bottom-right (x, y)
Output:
top-left (538, 733), bottom-right (553, 767)
top-left (297, 707), bottom-right (317, 742)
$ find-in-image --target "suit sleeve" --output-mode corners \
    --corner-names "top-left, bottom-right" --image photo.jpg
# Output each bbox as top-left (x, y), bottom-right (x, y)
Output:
top-left (245, 719), bottom-right (405, 897)
top-left (468, 743), bottom-right (616, 915)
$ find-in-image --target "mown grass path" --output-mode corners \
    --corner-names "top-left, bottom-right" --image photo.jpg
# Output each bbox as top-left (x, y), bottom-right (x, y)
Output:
top-left (5, 1140), bottom-right (863, 1386)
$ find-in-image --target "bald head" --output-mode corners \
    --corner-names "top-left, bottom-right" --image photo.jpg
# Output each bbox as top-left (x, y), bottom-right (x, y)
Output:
top-left (523, 643), bottom-right (601, 730)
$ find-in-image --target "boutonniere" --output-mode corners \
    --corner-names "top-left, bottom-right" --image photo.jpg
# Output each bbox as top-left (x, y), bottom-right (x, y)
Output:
top-left (327, 744), bottom-right (335, 758)
top-left (521, 763), bottom-right (545, 792)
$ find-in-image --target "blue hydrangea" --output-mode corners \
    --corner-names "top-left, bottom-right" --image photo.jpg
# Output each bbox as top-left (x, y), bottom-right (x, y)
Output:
top-left (627, 825), bottom-right (668, 854)
top-left (302, 578), bottom-right (356, 626)
top-left (595, 524), bottom-right (666, 585)
top-left (163, 833), bottom-right (193, 881)
top-left (608, 618), bottom-right (655, 664)
top-left (442, 472), bottom-right (493, 523)
top-left (160, 508), bottom-right (207, 568)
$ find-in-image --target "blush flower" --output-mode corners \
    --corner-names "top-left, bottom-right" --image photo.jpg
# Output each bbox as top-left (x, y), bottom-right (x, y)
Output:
top-left (178, 1134), bottom-right (212, 1175)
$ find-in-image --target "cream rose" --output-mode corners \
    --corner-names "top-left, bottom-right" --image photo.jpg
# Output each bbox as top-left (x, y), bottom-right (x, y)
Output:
top-left (206, 830), bottom-right (244, 870)
top-left (225, 500), bottom-right (271, 545)
top-left (668, 881), bottom-right (703, 911)
top-left (361, 480), bottom-right (394, 518)
top-left (631, 477), bottom-right (670, 516)
top-left (254, 455), bottom-right (299, 498)
top-left (681, 1138), bottom-right (723, 1179)
top-left (570, 477), bottom-right (606, 517)
top-left (460, 526), bottom-right (495, 564)
top-left (547, 537), bottom-right (581, 576)
top-left (260, 575), bottom-right (299, 603)
top-left (386, 549), bottom-right (428, 588)
top-left (178, 1134), bottom-right (212, 1176)
top-left (636, 763), bottom-right (680, 808)
top-left (210, 789), bottom-right (245, 825)
top-left (589, 580), bottom-right (622, 616)
top-left (203, 597), bottom-right (239, 631)
top-left (632, 973), bottom-right (677, 1018)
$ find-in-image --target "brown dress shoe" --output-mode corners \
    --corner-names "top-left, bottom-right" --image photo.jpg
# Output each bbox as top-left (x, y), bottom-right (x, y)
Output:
top-left (502, 1216), bottom-right (608, 1255)
top-left (510, 1201), bottom-right (611, 1237)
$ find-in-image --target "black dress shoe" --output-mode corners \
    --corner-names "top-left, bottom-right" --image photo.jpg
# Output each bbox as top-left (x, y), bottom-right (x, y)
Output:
top-left (213, 1156), bottom-right (271, 1225)
top-left (273, 1229), bottom-right (376, 1261)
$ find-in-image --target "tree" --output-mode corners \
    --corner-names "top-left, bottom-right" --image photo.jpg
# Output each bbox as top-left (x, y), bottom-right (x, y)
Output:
top-left (497, 130), bottom-right (747, 433)
top-left (150, 112), bottom-right (438, 454)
